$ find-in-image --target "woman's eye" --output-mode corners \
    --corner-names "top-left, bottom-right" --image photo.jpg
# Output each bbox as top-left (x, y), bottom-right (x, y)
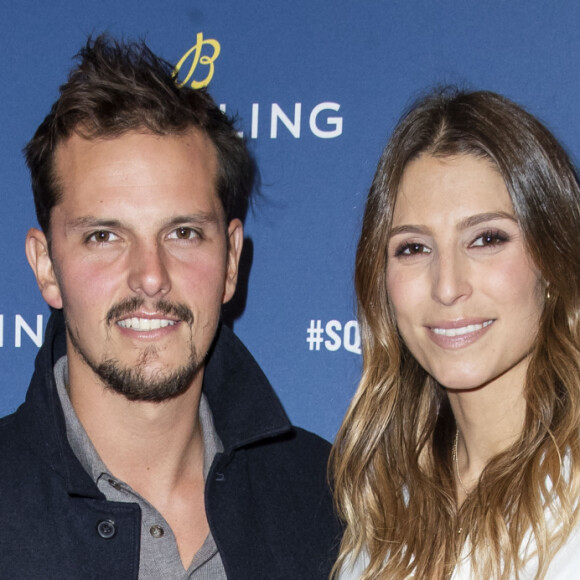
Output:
top-left (87, 231), bottom-right (118, 244)
top-left (395, 242), bottom-right (430, 257)
top-left (168, 227), bottom-right (198, 240)
top-left (471, 230), bottom-right (509, 247)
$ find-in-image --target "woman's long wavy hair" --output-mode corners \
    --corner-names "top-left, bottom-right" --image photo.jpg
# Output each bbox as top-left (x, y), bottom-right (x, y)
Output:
top-left (331, 87), bottom-right (580, 579)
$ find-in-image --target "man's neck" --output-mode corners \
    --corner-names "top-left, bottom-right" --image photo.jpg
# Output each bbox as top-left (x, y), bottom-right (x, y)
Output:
top-left (67, 358), bottom-right (206, 501)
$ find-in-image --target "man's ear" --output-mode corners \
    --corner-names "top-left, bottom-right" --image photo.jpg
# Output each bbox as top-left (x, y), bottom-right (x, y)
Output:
top-left (223, 219), bottom-right (244, 304)
top-left (25, 228), bottom-right (63, 309)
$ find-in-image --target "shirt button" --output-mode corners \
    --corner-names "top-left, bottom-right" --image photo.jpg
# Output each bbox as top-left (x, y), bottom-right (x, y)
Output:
top-left (108, 478), bottom-right (122, 491)
top-left (150, 525), bottom-right (165, 538)
top-left (97, 519), bottom-right (117, 539)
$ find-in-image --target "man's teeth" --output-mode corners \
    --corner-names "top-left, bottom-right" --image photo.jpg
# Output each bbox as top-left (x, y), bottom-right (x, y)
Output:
top-left (117, 318), bottom-right (176, 331)
top-left (432, 320), bottom-right (493, 337)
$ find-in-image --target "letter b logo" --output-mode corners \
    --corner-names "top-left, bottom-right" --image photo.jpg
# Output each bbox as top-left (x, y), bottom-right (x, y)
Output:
top-left (174, 33), bottom-right (221, 89)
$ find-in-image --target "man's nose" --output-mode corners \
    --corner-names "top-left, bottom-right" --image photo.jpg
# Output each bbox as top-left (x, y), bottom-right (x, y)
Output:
top-left (127, 242), bottom-right (171, 298)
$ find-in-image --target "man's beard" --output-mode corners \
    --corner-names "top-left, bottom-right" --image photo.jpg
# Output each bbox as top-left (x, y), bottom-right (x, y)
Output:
top-left (66, 297), bottom-right (203, 402)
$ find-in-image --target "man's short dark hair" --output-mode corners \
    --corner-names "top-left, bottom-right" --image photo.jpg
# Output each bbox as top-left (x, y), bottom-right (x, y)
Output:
top-left (24, 34), bottom-right (254, 238)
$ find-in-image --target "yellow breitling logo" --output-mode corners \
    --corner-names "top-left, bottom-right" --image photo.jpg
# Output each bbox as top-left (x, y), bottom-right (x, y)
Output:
top-left (174, 32), bottom-right (221, 89)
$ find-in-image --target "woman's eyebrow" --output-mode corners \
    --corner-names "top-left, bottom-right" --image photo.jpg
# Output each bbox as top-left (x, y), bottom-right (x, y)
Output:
top-left (457, 211), bottom-right (517, 229)
top-left (389, 211), bottom-right (517, 239)
top-left (388, 224), bottom-right (430, 239)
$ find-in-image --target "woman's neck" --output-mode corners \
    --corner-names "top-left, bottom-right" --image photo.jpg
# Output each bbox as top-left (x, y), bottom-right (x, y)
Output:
top-left (447, 358), bottom-right (529, 498)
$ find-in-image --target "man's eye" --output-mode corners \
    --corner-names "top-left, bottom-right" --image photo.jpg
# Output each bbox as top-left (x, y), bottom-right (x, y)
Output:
top-left (87, 231), bottom-right (118, 243)
top-left (168, 227), bottom-right (199, 240)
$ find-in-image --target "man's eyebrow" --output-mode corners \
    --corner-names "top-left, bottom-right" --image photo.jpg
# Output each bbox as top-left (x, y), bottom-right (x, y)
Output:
top-left (389, 211), bottom-right (517, 239)
top-left (65, 213), bottom-right (222, 231)
top-left (65, 217), bottom-right (122, 230)
top-left (164, 213), bottom-right (222, 227)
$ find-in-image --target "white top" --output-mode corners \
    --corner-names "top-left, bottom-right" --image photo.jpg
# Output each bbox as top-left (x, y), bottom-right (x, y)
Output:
top-left (337, 551), bottom-right (368, 579)
top-left (339, 523), bottom-right (580, 579)
top-left (453, 522), bottom-right (580, 579)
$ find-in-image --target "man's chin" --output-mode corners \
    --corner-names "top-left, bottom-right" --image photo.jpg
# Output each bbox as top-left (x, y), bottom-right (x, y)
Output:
top-left (96, 359), bottom-right (203, 402)
top-left (66, 324), bottom-right (203, 402)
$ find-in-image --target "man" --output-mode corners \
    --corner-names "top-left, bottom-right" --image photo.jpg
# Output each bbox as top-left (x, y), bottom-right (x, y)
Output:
top-left (0, 36), bottom-right (340, 578)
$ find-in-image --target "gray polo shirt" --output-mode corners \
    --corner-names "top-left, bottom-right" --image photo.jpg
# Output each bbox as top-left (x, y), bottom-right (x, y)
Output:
top-left (54, 356), bottom-right (227, 579)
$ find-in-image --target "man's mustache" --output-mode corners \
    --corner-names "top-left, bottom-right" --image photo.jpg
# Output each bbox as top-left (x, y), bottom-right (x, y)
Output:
top-left (106, 297), bottom-right (194, 326)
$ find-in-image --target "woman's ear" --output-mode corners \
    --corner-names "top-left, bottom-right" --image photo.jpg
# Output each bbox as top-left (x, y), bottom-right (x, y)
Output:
top-left (25, 228), bottom-right (63, 309)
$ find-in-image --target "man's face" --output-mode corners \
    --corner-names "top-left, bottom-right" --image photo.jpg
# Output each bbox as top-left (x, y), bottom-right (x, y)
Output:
top-left (27, 130), bottom-right (243, 401)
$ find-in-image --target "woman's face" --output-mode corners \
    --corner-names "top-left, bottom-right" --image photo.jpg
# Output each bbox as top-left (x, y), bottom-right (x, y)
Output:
top-left (386, 154), bottom-right (544, 391)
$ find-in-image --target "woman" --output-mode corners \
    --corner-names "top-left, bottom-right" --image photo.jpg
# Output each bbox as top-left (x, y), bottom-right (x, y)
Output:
top-left (331, 88), bottom-right (580, 579)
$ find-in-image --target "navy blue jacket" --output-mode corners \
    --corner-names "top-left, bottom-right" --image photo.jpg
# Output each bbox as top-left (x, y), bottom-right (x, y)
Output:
top-left (0, 311), bottom-right (341, 579)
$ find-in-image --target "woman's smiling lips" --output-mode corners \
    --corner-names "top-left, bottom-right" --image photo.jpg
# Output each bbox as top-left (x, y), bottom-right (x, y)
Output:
top-left (426, 319), bottom-right (495, 349)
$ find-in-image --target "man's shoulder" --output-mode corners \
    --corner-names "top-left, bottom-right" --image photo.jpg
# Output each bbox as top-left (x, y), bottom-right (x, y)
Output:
top-left (0, 404), bottom-right (46, 472)
top-left (236, 424), bottom-right (332, 492)
top-left (0, 406), bottom-right (59, 515)
top-left (246, 424), bottom-right (331, 460)
top-left (276, 425), bottom-right (331, 460)
top-left (0, 408), bottom-right (25, 451)
top-left (0, 400), bottom-right (63, 482)
top-left (209, 424), bottom-right (341, 578)
top-left (0, 409), bottom-right (17, 428)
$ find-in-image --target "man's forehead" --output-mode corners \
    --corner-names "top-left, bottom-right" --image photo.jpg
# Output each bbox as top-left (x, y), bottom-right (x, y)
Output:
top-left (51, 128), bottom-right (222, 214)
top-left (54, 127), bottom-right (217, 166)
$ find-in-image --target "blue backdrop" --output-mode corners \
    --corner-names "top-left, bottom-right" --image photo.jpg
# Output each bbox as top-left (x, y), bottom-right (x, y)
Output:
top-left (1, 0), bottom-right (579, 441)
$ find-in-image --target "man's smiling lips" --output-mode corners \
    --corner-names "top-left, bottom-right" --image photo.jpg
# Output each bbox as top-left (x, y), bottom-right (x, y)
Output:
top-left (117, 317), bottom-right (177, 331)
top-left (426, 319), bottom-right (495, 348)
top-left (113, 310), bottom-right (184, 337)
